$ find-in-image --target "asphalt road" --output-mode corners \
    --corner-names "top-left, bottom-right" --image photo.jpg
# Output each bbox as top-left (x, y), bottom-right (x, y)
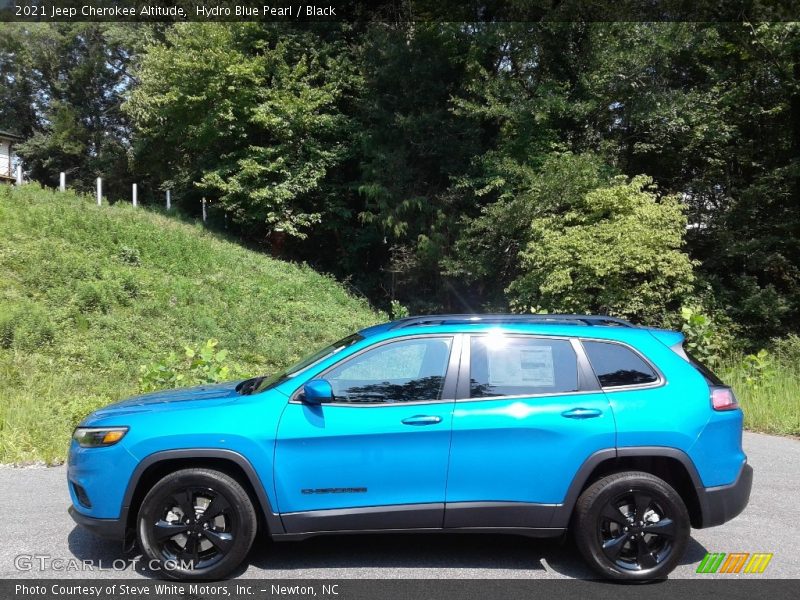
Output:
top-left (0, 432), bottom-right (797, 580)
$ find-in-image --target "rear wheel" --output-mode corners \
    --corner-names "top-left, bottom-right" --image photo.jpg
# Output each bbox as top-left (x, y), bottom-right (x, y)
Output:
top-left (573, 471), bottom-right (690, 580)
top-left (136, 468), bottom-right (257, 580)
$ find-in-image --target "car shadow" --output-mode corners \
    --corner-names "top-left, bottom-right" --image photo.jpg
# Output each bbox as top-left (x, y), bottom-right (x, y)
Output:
top-left (68, 526), bottom-right (709, 580)
top-left (243, 532), bottom-right (586, 578)
top-left (67, 526), bottom-right (159, 579)
top-left (236, 532), bottom-right (709, 579)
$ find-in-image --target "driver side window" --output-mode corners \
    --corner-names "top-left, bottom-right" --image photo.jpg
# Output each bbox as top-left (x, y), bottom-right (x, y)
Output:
top-left (324, 337), bottom-right (453, 404)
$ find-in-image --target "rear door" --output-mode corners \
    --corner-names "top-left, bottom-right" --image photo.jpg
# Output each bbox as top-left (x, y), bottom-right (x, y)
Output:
top-left (444, 333), bottom-right (615, 529)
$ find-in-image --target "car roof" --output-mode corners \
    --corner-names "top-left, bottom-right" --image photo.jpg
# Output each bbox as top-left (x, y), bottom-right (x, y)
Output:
top-left (357, 314), bottom-right (670, 342)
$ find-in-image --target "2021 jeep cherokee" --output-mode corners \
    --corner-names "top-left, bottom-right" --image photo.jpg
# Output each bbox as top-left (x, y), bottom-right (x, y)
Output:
top-left (68, 314), bottom-right (752, 581)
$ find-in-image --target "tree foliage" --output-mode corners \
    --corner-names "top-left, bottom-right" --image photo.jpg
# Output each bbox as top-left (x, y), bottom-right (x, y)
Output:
top-left (126, 23), bottom-right (359, 238)
top-left (508, 173), bottom-right (695, 323)
top-left (3, 21), bottom-right (799, 344)
top-left (0, 24), bottom-right (142, 197)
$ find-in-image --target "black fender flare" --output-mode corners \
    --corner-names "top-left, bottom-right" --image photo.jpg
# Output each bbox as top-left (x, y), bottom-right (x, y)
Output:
top-left (120, 448), bottom-right (284, 535)
top-left (550, 446), bottom-right (705, 528)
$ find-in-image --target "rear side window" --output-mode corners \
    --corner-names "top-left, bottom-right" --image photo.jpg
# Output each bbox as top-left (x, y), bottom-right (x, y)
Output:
top-left (583, 341), bottom-right (659, 387)
top-left (469, 336), bottom-right (579, 398)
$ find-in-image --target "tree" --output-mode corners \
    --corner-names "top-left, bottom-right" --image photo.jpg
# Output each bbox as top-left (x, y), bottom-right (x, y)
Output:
top-left (126, 23), bottom-right (359, 239)
top-left (0, 24), bottom-right (140, 196)
top-left (444, 153), bottom-right (615, 307)
top-left (508, 174), bottom-right (695, 323)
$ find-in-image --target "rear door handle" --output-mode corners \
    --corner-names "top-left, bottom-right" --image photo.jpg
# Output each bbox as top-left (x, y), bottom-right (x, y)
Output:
top-left (401, 415), bottom-right (442, 426)
top-left (561, 407), bottom-right (603, 419)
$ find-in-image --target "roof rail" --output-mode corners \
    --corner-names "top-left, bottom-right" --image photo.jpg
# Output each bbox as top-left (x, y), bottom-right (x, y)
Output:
top-left (389, 314), bottom-right (635, 329)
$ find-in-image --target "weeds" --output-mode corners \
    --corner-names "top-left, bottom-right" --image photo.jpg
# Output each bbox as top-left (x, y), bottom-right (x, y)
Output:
top-left (0, 185), bottom-right (381, 463)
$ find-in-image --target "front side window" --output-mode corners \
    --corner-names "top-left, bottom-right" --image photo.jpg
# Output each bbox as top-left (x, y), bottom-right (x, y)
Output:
top-left (469, 335), bottom-right (579, 398)
top-left (324, 337), bottom-right (453, 404)
top-left (582, 340), bottom-right (659, 387)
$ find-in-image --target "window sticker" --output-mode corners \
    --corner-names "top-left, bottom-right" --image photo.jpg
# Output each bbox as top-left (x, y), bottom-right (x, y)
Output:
top-left (487, 345), bottom-right (555, 387)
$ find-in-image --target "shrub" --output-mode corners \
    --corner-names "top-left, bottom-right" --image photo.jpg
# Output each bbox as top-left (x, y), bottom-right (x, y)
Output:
top-left (772, 334), bottom-right (800, 365)
top-left (0, 310), bottom-right (15, 349)
top-left (14, 309), bottom-right (55, 350)
top-left (739, 349), bottom-right (776, 390)
top-left (117, 245), bottom-right (141, 266)
top-left (74, 281), bottom-right (112, 313)
top-left (138, 339), bottom-right (238, 392)
top-left (119, 273), bottom-right (142, 299)
top-left (390, 300), bottom-right (410, 319)
top-left (680, 305), bottom-right (731, 368)
top-left (508, 175), bottom-right (695, 324)
top-left (0, 304), bottom-right (55, 350)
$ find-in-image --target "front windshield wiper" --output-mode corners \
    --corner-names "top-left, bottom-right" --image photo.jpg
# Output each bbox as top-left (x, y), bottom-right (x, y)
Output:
top-left (236, 376), bottom-right (267, 396)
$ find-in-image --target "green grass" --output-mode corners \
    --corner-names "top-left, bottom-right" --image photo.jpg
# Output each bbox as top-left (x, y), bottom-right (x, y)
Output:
top-left (721, 355), bottom-right (800, 438)
top-left (0, 185), bottom-right (382, 464)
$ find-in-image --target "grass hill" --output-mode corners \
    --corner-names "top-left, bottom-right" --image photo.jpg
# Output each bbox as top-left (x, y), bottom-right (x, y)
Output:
top-left (0, 185), bottom-right (382, 464)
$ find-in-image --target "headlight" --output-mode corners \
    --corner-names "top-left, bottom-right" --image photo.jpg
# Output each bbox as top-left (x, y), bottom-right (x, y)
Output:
top-left (72, 427), bottom-right (128, 448)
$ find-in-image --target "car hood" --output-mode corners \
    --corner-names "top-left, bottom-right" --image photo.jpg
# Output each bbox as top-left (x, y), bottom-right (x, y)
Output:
top-left (84, 380), bottom-right (246, 421)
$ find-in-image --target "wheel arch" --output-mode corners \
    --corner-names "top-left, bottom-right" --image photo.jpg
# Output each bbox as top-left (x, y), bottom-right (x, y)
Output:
top-left (121, 449), bottom-right (284, 536)
top-left (553, 447), bottom-right (705, 529)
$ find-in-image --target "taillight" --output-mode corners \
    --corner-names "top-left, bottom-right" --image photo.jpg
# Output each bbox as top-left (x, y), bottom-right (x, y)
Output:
top-left (711, 387), bottom-right (739, 411)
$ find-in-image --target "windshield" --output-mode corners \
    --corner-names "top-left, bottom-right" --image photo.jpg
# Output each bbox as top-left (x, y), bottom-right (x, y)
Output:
top-left (242, 333), bottom-right (364, 395)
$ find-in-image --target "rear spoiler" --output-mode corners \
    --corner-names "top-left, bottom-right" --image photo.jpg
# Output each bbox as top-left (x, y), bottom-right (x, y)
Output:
top-left (648, 328), bottom-right (726, 385)
top-left (647, 328), bottom-right (687, 359)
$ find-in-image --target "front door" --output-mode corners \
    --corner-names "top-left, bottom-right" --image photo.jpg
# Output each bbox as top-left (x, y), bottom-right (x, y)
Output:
top-left (445, 333), bottom-right (615, 529)
top-left (274, 335), bottom-right (460, 534)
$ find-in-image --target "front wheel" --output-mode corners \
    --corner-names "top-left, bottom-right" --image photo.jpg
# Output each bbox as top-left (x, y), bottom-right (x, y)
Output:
top-left (136, 468), bottom-right (257, 580)
top-left (573, 471), bottom-right (690, 580)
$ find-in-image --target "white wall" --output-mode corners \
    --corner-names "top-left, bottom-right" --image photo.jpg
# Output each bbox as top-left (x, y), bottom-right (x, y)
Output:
top-left (0, 140), bottom-right (10, 177)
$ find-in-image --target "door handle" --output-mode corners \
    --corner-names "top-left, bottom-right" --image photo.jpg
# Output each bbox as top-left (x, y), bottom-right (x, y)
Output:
top-left (401, 415), bottom-right (442, 426)
top-left (561, 407), bottom-right (603, 419)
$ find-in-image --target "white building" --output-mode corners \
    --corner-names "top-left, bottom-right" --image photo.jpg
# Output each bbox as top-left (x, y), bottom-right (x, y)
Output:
top-left (0, 131), bottom-right (22, 183)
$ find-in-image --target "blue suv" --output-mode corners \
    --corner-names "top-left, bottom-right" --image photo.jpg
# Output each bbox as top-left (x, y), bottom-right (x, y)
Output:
top-left (68, 314), bottom-right (752, 581)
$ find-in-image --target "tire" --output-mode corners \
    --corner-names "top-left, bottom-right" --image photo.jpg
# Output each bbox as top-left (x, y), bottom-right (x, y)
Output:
top-left (136, 468), bottom-right (257, 580)
top-left (573, 471), bottom-right (690, 581)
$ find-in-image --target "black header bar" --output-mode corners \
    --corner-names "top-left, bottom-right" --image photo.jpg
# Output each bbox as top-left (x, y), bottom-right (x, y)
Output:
top-left (1, 0), bottom-right (799, 23)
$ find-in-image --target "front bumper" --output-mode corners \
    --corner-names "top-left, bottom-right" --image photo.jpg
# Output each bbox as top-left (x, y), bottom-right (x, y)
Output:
top-left (68, 505), bottom-right (126, 540)
top-left (696, 461), bottom-right (753, 528)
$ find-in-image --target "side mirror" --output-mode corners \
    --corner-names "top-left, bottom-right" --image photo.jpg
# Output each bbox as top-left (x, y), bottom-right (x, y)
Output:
top-left (302, 379), bottom-right (334, 405)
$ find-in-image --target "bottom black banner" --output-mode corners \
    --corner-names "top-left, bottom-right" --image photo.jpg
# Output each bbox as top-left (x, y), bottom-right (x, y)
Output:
top-left (2, 579), bottom-right (798, 600)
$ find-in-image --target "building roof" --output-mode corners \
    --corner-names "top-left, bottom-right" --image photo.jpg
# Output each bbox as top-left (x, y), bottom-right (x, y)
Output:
top-left (0, 131), bottom-right (23, 141)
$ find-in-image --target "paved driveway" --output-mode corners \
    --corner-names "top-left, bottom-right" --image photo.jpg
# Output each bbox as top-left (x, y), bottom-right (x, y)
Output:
top-left (0, 432), bottom-right (796, 579)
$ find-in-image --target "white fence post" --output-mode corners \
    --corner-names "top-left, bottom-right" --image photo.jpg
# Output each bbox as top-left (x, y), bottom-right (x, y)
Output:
top-left (59, 172), bottom-right (66, 192)
top-left (132, 183), bottom-right (138, 207)
top-left (96, 178), bottom-right (102, 206)
top-left (15, 164), bottom-right (22, 185)
top-left (166, 189), bottom-right (171, 211)
top-left (202, 197), bottom-right (207, 222)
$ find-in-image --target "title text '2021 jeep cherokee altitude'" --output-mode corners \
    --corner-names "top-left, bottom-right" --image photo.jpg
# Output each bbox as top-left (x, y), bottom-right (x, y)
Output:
top-left (68, 314), bottom-right (752, 580)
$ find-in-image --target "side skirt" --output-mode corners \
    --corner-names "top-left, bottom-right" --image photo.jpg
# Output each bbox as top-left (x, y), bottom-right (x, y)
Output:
top-left (272, 527), bottom-right (566, 542)
top-left (277, 501), bottom-right (562, 540)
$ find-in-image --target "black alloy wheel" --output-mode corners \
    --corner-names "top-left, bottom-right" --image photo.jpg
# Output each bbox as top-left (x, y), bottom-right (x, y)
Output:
top-left (137, 468), bottom-right (257, 580)
top-left (598, 490), bottom-right (677, 571)
top-left (573, 471), bottom-right (690, 580)
top-left (152, 486), bottom-right (235, 569)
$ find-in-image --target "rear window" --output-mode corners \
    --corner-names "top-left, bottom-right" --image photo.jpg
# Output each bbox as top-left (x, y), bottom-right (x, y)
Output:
top-left (469, 336), bottom-right (579, 398)
top-left (583, 341), bottom-right (659, 387)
